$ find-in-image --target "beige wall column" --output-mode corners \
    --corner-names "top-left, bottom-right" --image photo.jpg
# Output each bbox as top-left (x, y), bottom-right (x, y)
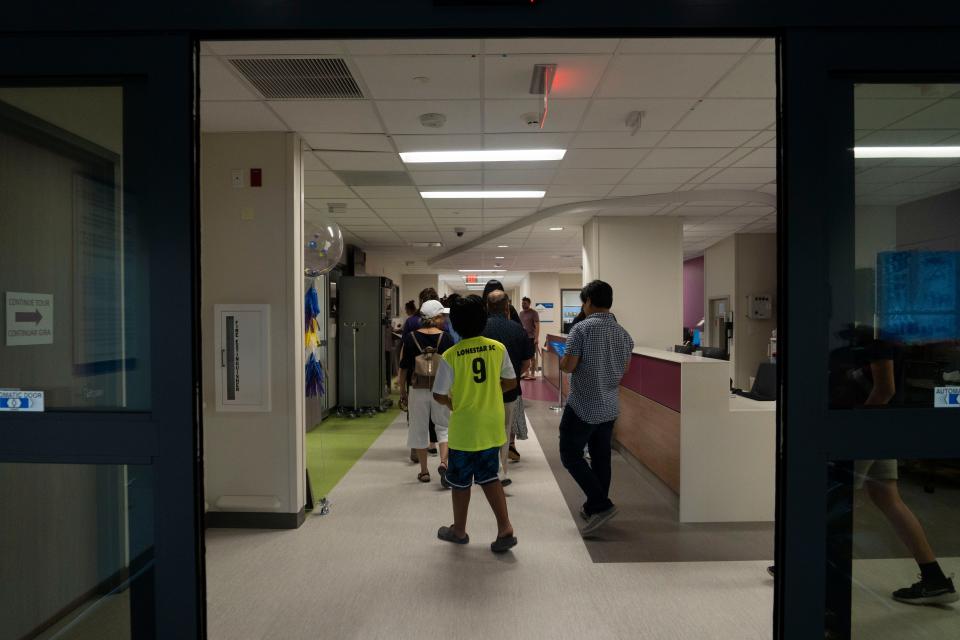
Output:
top-left (201, 132), bottom-right (305, 527)
top-left (401, 274), bottom-right (440, 306)
top-left (581, 216), bottom-right (683, 349)
top-left (525, 272), bottom-right (561, 332)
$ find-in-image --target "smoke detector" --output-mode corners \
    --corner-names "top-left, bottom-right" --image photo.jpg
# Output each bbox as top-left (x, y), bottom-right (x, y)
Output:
top-left (419, 112), bottom-right (447, 129)
top-left (522, 112), bottom-right (541, 128)
top-left (328, 203), bottom-right (347, 215)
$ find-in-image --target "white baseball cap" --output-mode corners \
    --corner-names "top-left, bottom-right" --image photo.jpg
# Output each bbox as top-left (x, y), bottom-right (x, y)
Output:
top-left (420, 299), bottom-right (449, 318)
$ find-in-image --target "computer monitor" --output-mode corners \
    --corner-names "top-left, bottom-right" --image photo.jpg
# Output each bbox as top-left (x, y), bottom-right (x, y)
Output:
top-left (700, 347), bottom-right (728, 360)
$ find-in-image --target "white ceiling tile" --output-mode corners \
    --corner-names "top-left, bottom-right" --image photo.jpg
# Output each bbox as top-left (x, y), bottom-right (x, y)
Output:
top-left (304, 171), bottom-right (345, 186)
top-left (302, 153), bottom-right (327, 171)
top-left (622, 167), bottom-right (703, 184)
top-left (484, 99), bottom-right (589, 133)
top-left (305, 198), bottom-right (370, 211)
top-left (561, 148), bottom-right (648, 169)
top-left (856, 129), bottom-right (960, 145)
top-left (540, 196), bottom-right (593, 209)
top-left (709, 55), bottom-right (776, 99)
top-left (598, 54), bottom-right (741, 98)
top-left (353, 55), bottom-right (480, 99)
top-left (304, 185), bottom-right (356, 198)
top-left (484, 54), bottom-right (611, 99)
top-left (411, 171), bottom-right (483, 186)
top-left (302, 133), bottom-right (394, 152)
top-left (619, 39), bottom-right (758, 54)
top-left (199, 57), bottom-right (258, 101)
top-left (744, 131), bottom-right (777, 147)
top-left (571, 131), bottom-right (665, 148)
top-left (856, 166), bottom-right (936, 183)
top-left (673, 205), bottom-right (739, 217)
top-left (658, 131), bottom-right (757, 147)
top-left (637, 148), bottom-right (732, 168)
top-left (316, 151), bottom-right (404, 171)
top-left (352, 186), bottom-right (421, 198)
top-left (754, 39), bottom-right (776, 53)
top-left (482, 132), bottom-right (575, 149)
top-left (343, 40), bottom-right (482, 55)
top-left (877, 182), bottom-right (956, 196)
top-left (483, 169), bottom-right (555, 184)
top-left (553, 168), bottom-right (629, 184)
top-left (581, 99), bottom-right (696, 131)
top-left (204, 40), bottom-right (344, 56)
top-left (268, 100), bottom-right (382, 133)
top-left (677, 99), bottom-right (775, 130)
top-left (711, 147), bottom-right (754, 168)
top-left (889, 99), bottom-right (960, 129)
top-left (854, 98), bottom-right (938, 129)
top-left (692, 183), bottom-right (764, 192)
top-left (482, 208), bottom-right (537, 217)
top-left (732, 148), bottom-right (777, 167)
top-left (367, 198), bottom-right (428, 209)
top-left (484, 38), bottom-right (619, 54)
top-left (392, 134), bottom-right (483, 151)
top-left (758, 184), bottom-right (778, 194)
top-left (201, 101), bottom-right (287, 131)
top-left (912, 165), bottom-right (960, 182)
top-left (608, 184), bottom-right (683, 196)
top-left (377, 100), bottom-right (482, 134)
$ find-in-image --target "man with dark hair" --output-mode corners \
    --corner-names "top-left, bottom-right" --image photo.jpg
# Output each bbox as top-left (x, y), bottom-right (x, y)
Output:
top-left (559, 280), bottom-right (634, 537)
top-left (482, 279), bottom-right (521, 324)
top-left (518, 297), bottom-right (540, 380)
top-left (432, 295), bottom-right (518, 552)
top-left (402, 287), bottom-right (439, 339)
top-left (483, 290), bottom-right (533, 485)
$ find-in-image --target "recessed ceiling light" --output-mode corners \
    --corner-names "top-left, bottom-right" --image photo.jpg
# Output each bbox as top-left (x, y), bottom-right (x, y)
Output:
top-left (421, 190), bottom-right (546, 199)
top-left (410, 242), bottom-right (443, 248)
top-left (401, 149), bottom-right (566, 163)
top-left (854, 146), bottom-right (960, 158)
top-left (549, 226), bottom-right (564, 231)
top-left (497, 245), bottom-right (509, 248)
top-left (495, 256), bottom-right (505, 259)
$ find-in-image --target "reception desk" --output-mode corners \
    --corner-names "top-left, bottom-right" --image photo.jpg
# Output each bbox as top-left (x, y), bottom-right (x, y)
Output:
top-left (544, 334), bottom-right (775, 523)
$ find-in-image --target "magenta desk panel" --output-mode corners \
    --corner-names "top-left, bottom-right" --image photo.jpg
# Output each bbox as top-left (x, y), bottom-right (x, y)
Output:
top-left (621, 354), bottom-right (681, 412)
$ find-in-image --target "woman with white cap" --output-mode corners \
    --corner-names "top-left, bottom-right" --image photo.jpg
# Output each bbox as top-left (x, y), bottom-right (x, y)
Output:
top-left (399, 299), bottom-right (455, 485)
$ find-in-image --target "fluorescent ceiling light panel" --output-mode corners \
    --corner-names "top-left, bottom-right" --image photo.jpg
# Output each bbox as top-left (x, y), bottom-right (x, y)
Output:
top-left (401, 149), bottom-right (565, 163)
top-left (854, 146), bottom-right (960, 158)
top-left (549, 226), bottom-right (565, 231)
top-left (497, 245), bottom-right (509, 248)
top-left (421, 190), bottom-right (545, 199)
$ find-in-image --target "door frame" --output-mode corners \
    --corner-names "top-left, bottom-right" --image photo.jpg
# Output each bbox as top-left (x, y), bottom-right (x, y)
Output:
top-left (0, 34), bottom-right (204, 639)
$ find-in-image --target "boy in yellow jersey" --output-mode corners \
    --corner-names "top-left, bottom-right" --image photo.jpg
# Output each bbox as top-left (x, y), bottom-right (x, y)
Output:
top-left (433, 295), bottom-right (518, 553)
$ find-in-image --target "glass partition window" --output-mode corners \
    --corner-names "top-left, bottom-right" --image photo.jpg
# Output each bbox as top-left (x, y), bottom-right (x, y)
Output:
top-left (0, 87), bottom-right (150, 410)
top-left (0, 463), bottom-right (154, 640)
top-left (830, 84), bottom-right (960, 409)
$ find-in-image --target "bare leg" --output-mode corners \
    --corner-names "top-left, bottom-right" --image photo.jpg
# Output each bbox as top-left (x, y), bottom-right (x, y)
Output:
top-left (417, 449), bottom-right (429, 476)
top-left (451, 488), bottom-right (470, 538)
top-left (480, 481), bottom-right (514, 538)
top-left (439, 442), bottom-right (449, 468)
top-left (866, 479), bottom-right (936, 564)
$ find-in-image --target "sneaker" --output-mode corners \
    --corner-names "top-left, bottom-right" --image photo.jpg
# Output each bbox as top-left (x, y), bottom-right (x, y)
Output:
top-left (892, 577), bottom-right (959, 605)
top-left (767, 566), bottom-right (775, 578)
top-left (501, 477), bottom-right (513, 487)
top-left (581, 505), bottom-right (618, 537)
top-left (508, 445), bottom-right (520, 462)
top-left (439, 466), bottom-right (450, 490)
top-left (428, 447), bottom-right (438, 457)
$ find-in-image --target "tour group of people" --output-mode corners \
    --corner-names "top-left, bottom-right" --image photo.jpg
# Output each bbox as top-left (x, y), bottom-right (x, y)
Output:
top-left (397, 279), bottom-right (634, 552)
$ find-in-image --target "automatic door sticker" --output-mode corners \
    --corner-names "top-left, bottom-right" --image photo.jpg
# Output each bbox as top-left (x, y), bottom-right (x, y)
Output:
top-left (934, 387), bottom-right (960, 409)
top-left (0, 390), bottom-right (45, 412)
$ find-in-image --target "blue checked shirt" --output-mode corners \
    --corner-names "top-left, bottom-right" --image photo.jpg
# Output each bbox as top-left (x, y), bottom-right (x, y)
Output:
top-left (565, 312), bottom-right (634, 424)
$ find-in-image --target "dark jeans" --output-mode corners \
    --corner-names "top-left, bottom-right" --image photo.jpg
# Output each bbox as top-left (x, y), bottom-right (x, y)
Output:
top-left (558, 405), bottom-right (615, 516)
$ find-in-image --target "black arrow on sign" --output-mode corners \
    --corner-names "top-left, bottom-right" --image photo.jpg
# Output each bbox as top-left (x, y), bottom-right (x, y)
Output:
top-left (15, 309), bottom-right (43, 325)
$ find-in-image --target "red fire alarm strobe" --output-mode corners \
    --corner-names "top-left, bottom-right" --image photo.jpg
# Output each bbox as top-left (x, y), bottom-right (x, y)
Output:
top-left (250, 168), bottom-right (262, 187)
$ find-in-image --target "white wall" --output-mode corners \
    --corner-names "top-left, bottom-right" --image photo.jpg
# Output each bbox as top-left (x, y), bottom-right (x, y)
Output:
top-left (526, 272), bottom-right (561, 330)
top-left (559, 273), bottom-right (583, 290)
top-left (401, 274), bottom-right (440, 307)
top-left (734, 234), bottom-right (777, 389)
top-left (582, 216), bottom-right (683, 349)
top-left (201, 132), bottom-right (304, 519)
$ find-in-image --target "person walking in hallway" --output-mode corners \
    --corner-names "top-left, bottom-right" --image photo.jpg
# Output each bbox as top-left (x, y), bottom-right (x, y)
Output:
top-left (519, 297), bottom-right (540, 380)
top-left (432, 295), bottom-right (518, 553)
top-left (483, 290), bottom-right (533, 486)
top-left (558, 280), bottom-right (634, 537)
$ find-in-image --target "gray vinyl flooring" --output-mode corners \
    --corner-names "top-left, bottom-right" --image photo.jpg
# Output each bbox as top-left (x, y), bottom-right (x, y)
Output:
top-left (524, 398), bottom-right (775, 563)
top-left (205, 409), bottom-right (775, 640)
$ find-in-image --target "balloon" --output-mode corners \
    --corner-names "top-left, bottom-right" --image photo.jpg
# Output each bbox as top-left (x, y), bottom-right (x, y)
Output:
top-left (304, 210), bottom-right (344, 276)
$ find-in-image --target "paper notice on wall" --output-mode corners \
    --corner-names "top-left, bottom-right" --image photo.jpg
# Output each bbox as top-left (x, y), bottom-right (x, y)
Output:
top-left (535, 302), bottom-right (555, 323)
top-left (5, 292), bottom-right (53, 346)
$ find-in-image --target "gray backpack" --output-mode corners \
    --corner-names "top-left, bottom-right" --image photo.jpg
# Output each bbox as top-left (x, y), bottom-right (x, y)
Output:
top-left (410, 332), bottom-right (442, 389)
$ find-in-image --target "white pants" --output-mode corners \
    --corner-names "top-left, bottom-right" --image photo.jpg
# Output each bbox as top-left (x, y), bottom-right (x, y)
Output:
top-left (407, 387), bottom-right (448, 449)
top-left (499, 399), bottom-right (518, 478)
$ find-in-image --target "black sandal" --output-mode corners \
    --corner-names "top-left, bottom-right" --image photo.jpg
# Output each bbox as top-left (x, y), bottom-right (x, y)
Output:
top-left (437, 525), bottom-right (469, 544)
top-left (438, 464), bottom-right (450, 489)
top-left (418, 471), bottom-right (430, 483)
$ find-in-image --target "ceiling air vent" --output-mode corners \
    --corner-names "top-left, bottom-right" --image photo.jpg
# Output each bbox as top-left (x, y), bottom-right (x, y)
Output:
top-left (228, 58), bottom-right (363, 100)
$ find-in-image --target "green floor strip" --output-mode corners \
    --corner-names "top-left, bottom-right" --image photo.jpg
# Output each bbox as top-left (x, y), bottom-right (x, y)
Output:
top-left (306, 398), bottom-right (400, 499)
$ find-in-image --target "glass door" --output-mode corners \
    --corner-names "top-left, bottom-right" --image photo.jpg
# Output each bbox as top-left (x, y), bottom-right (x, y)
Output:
top-left (0, 36), bottom-right (202, 638)
top-left (780, 29), bottom-right (960, 639)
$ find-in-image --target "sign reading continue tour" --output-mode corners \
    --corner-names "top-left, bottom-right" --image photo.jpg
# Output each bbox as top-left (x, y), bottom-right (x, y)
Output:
top-left (5, 292), bottom-right (53, 346)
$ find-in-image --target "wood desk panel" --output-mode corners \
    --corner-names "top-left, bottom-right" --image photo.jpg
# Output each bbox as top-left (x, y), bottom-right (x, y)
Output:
top-left (615, 387), bottom-right (681, 493)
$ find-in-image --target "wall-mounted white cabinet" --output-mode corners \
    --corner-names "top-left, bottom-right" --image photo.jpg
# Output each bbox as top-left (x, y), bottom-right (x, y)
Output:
top-left (214, 304), bottom-right (271, 412)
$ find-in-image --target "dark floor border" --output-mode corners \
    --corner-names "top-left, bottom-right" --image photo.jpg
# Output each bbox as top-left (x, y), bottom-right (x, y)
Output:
top-left (205, 508), bottom-right (305, 530)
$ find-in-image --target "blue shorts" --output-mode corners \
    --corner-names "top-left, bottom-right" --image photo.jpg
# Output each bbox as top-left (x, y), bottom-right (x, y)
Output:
top-left (446, 447), bottom-right (501, 489)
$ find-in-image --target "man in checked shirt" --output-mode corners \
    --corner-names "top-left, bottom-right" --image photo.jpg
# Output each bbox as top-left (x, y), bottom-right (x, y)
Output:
top-left (559, 280), bottom-right (634, 537)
